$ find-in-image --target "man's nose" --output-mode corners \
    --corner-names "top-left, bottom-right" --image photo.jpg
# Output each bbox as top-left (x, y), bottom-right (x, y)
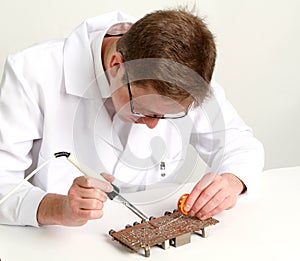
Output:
top-left (138, 117), bottom-right (160, 129)
top-left (145, 118), bottom-right (160, 129)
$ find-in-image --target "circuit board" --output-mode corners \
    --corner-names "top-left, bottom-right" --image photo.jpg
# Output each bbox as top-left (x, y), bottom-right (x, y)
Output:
top-left (109, 210), bottom-right (219, 257)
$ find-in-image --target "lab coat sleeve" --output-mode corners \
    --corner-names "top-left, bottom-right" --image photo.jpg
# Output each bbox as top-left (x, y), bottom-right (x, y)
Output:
top-left (189, 80), bottom-right (265, 193)
top-left (0, 56), bottom-right (46, 226)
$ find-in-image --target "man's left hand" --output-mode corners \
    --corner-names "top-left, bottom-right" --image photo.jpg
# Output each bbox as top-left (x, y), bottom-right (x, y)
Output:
top-left (183, 172), bottom-right (245, 220)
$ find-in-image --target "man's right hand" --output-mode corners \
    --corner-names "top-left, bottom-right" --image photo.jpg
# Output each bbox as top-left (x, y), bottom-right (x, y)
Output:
top-left (37, 174), bottom-right (114, 226)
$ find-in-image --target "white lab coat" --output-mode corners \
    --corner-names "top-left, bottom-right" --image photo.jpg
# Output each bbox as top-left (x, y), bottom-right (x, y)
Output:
top-left (0, 11), bottom-right (264, 226)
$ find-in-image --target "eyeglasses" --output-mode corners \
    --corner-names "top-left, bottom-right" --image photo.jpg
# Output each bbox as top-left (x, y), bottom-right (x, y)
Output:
top-left (121, 54), bottom-right (191, 119)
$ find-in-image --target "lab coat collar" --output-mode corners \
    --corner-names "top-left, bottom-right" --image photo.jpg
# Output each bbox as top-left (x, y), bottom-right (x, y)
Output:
top-left (63, 11), bottom-right (135, 99)
top-left (93, 98), bottom-right (124, 151)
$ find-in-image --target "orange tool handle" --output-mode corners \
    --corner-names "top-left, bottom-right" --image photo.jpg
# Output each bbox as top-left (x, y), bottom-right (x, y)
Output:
top-left (177, 193), bottom-right (190, 215)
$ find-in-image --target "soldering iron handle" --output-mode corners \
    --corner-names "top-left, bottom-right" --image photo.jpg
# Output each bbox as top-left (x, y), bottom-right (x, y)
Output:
top-left (66, 154), bottom-right (119, 199)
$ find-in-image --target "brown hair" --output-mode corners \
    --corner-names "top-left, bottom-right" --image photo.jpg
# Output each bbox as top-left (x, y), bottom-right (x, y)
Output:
top-left (116, 8), bottom-right (216, 105)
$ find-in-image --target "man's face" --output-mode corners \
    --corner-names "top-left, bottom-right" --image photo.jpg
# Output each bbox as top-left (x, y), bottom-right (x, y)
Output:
top-left (111, 84), bottom-right (190, 129)
top-left (107, 53), bottom-right (191, 128)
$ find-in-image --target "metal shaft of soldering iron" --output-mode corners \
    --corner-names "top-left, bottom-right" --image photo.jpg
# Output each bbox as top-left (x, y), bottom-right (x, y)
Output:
top-left (115, 194), bottom-right (148, 221)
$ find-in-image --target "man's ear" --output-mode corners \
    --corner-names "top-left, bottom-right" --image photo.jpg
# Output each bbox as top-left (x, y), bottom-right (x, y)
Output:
top-left (109, 53), bottom-right (124, 78)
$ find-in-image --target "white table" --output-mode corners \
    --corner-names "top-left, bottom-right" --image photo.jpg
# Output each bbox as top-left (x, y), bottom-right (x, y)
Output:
top-left (1, 166), bottom-right (300, 261)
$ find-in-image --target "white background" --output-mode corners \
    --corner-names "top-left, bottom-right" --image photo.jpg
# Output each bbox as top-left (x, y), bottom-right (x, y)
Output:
top-left (0, 0), bottom-right (299, 169)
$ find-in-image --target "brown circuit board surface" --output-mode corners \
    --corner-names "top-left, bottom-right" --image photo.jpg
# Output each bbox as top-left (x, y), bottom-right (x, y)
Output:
top-left (109, 210), bottom-right (219, 256)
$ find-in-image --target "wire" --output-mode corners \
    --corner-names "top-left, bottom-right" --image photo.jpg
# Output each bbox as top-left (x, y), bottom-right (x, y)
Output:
top-left (0, 156), bottom-right (56, 205)
top-left (0, 152), bottom-right (72, 205)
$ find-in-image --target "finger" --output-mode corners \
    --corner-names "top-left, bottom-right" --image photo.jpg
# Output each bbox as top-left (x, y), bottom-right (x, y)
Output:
top-left (73, 176), bottom-right (93, 188)
top-left (87, 177), bottom-right (113, 192)
top-left (184, 172), bottom-right (217, 212)
top-left (195, 188), bottom-right (229, 218)
top-left (77, 198), bottom-right (104, 211)
top-left (101, 173), bottom-right (115, 183)
top-left (68, 185), bottom-right (108, 205)
top-left (73, 208), bottom-right (104, 220)
top-left (189, 176), bottom-right (222, 216)
top-left (79, 188), bottom-right (108, 202)
top-left (200, 195), bottom-right (238, 220)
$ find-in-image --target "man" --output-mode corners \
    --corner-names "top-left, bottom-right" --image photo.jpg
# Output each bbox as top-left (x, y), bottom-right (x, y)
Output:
top-left (0, 9), bottom-right (264, 227)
